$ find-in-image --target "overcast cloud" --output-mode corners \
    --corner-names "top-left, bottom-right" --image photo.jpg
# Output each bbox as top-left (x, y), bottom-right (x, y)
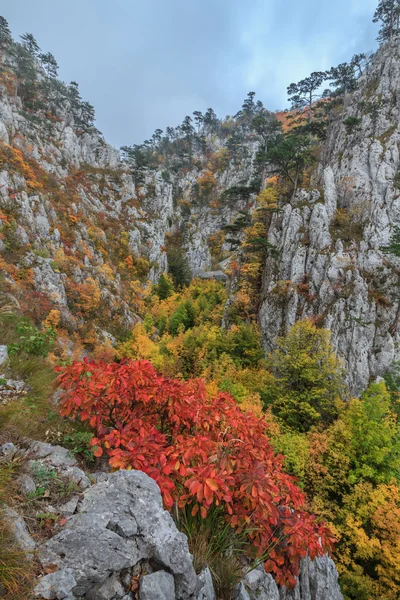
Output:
top-left (2, 0), bottom-right (378, 147)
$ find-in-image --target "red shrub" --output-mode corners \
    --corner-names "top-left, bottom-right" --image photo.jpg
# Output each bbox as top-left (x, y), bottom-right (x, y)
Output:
top-left (56, 358), bottom-right (334, 586)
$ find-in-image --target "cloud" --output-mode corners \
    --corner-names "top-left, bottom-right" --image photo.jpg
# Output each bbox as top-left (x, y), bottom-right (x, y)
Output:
top-left (3, 0), bottom-right (378, 147)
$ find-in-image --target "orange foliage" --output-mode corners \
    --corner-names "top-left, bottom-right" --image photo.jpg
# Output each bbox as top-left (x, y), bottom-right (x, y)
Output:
top-left (0, 142), bottom-right (43, 191)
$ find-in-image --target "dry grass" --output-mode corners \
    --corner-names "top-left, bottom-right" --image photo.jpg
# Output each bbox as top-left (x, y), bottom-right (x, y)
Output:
top-left (0, 514), bottom-right (35, 600)
top-left (0, 461), bottom-right (34, 599)
top-left (178, 505), bottom-right (246, 599)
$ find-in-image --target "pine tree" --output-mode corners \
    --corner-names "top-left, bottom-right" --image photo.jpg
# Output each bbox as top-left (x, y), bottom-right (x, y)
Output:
top-left (287, 72), bottom-right (327, 123)
top-left (40, 51), bottom-right (58, 78)
top-left (381, 226), bottom-right (400, 334)
top-left (373, 0), bottom-right (400, 42)
top-left (156, 273), bottom-right (174, 300)
top-left (20, 32), bottom-right (40, 57)
top-left (326, 62), bottom-right (358, 95)
top-left (0, 16), bottom-right (12, 50)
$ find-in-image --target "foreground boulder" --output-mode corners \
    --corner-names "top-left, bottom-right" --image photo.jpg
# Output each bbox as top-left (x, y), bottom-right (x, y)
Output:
top-left (34, 469), bottom-right (197, 600)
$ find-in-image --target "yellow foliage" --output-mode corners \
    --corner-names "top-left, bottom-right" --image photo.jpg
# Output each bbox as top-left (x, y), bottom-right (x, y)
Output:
top-left (197, 170), bottom-right (216, 193)
top-left (117, 323), bottom-right (163, 369)
top-left (71, 277), bottom-right (102, 315)
top-left (97, 263), bottom-right (114, 281)
top-left (256, 186), bottom-right (279, 210)
top-left (0, 142), bottom-right (43, 191)
top-left (337, 482), bottom-right (400, 600)
top-left (42, 309), bottom-right (61, 329)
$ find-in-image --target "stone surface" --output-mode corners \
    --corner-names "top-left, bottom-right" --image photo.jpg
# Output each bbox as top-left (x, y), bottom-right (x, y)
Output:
top-left (28, 441), bottom-right (91, 490)
top-left (196, 567), bottom-right (215, 600)
top-left (139, 571), bottom-right (175, 600)
top-left (238, 566), bottom-right (280, 600)
top-left (259, 41), bottom-right (400, 394)
top-left (0, 345), bottom-right (8, 366)
top-left (35, 469), bottom-right (197, 600)
top-left (235, 557), bottom-right (343, 600)
top-left (3, 505), bottom-right (36, 556)
top-left (34, 568), bottom-right (77, 600)
top-left (15, 473), bottom-right (36, 495)
top-left (0, 442), bottom-right (17, 458)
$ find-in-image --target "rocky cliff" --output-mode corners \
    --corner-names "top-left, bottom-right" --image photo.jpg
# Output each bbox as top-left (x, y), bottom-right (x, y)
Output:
top-left (0, 63), bottom-right (257, 347)
top-left (259, 39), bottom-right (400, 393)
top-left (2, 38), bottom-right (400, 392)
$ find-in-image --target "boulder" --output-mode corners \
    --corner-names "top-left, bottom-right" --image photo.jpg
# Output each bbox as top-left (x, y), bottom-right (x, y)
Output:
top-left (35, 469), bottom-right (197, 600)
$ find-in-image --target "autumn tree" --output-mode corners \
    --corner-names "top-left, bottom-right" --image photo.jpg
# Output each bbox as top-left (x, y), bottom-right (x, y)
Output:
top-left (56, 358), bottom-right (334, 587)
top-left (287, 71), bottom-right (327, 123)
top-left (343, 382), bottom-right (400, 485)
top-left (304, 381), bottom-right (400, 599)
top-left (266, 319), bottom-right (347, 432)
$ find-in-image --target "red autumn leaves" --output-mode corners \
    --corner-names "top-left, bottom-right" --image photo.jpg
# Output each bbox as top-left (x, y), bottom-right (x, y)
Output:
top-left (56, 358), bottom-right (334, 586)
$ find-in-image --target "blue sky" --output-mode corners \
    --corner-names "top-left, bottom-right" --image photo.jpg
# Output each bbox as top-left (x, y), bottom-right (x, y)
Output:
top-left (3, 0), bottom-right (378, 147)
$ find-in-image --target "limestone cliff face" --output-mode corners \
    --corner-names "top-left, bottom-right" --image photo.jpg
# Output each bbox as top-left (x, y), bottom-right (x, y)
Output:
top-left (3, 38), bottom-right (400, 393)
top-left (0, 77), bottom-right (256, 341)
top-left (259, 40), bottom-right (400, 394)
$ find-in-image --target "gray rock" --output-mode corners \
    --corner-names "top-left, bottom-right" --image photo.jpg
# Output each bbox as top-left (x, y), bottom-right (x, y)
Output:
top-left (86, 573), bottom-right (126, 599)
top-left (197, 271), bottom-right (227, 282)
top-left (29, 442), bottom-right (78, 468)
top-left (239, 566), bottom-right (280, 600)
top-left (0, 345), bottom-right (8, 366)
top-left (139, 571), bottom-right (175, 600)
top-left (3, 505), bottom-right (36, 556)
top-left (34, 568), bottom-right (77, 600)
top-left (196, 567), bottom-right (215, 600)
top-left (89, 472), bottom-right (109, 484)
top-left (15, 473), bottom-right (36, 495)
top-left (233, 582), bottom-right (250, 600)
top-left (58, 496), bottom-right (79, 517)
top-left (61, 466), bottom-right (91, 490)
top-left (35, 470), bottom-right (197, 600)
top-left (237, 557), bottom-right (343, 600)
top-left (0, 442), bottom-right (17, 458)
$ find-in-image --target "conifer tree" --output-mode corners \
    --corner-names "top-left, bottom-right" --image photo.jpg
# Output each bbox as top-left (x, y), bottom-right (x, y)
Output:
top-left (40, 51), bottom-right (58, 78)
top-left (20, 32), bottom-right (40, 57)
top-left (373, 0), bottom-right (400, 42)
top-left (0, 16), bottom-right (12, 49)
top-left (287, 71), bottom-right (327, 123)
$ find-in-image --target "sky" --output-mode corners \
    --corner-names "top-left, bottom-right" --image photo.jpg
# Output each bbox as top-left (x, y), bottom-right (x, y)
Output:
top-left (2, 0), bottom-right (379, 148)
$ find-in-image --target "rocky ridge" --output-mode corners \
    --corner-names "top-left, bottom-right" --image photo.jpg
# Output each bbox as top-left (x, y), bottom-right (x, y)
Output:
top-left (259, 39), bottom-right (400, 393)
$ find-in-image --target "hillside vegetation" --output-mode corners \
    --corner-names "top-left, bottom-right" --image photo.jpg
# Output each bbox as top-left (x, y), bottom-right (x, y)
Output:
top-left (1, 2), bottom-right (400, 599)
